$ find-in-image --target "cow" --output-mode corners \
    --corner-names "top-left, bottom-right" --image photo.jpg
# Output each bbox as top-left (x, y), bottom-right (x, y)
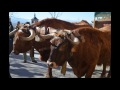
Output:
top-left (10, 18), bottom-right (93, 78)
top-left (98, 25), bottom-right (111, 78)
top-left (14, 22), bottom-right (37, 63)
top-left (46, 27), bottom-right (111, 78)
top-left (10, 25), bottom-right (55, 78)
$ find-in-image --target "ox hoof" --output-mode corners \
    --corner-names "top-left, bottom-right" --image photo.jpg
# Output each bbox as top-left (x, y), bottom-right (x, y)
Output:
top-left (23, 61), bottom-right (27, 63)
top-left (100, 75), bottom-right (106, 78)
top-left (32, 60), bottom-right (37, 63)
top-left (45, 74), bottom-right (53, 78)
top-left (107, 74), bottom-right (111, 78)
top-left (107, 76), bottom-right (111, 78)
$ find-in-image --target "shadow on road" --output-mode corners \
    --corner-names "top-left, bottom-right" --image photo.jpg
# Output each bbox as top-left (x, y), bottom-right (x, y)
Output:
top-left (11, 68), bottom-right (44, 78)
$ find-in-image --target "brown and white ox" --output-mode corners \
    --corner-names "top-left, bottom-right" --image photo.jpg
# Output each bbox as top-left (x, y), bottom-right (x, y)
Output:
top-left (10, 23), bottom-right (37, 63)
top-left (9, 25), bottom-right (56, 78)
top-left (47, 27), bottom-right (111, 78)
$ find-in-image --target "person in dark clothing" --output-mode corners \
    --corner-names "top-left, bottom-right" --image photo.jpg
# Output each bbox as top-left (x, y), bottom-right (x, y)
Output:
top-left (9, 18), bottom-right (14, 78)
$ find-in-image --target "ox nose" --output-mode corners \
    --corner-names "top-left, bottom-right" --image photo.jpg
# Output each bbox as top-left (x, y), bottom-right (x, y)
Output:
top-left (13, 50), bottom-right (19, 55)
top-left (49, 63), bottom-right (53, 67)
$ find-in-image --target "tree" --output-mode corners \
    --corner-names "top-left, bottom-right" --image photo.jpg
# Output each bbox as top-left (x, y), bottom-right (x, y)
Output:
top-left (49, 12), bottom-right (62, 18)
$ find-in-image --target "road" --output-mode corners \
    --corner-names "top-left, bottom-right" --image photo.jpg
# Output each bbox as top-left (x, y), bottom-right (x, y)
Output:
top-left (9, 50), bottom-right (110, 78)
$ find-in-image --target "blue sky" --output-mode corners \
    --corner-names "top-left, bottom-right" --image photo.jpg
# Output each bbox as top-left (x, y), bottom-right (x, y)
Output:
top-left (9, 12), bottom-right (95, 23)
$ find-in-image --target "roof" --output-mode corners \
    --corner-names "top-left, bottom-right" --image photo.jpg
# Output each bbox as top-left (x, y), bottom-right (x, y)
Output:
top-left (32, 17), bottom-right (38, 20)
top-left (32, 13), bottom-right (38, 20)
top-left (95, 12), bottom-right (111, 17)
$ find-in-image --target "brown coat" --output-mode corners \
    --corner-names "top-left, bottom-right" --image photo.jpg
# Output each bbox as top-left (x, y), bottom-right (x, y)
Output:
top-left (48, 27), bottom-right (111, 78)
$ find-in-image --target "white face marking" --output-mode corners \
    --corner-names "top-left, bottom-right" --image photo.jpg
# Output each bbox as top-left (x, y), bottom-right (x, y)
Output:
top-left (51, 62), bottom-right (58, 68)
top-left (47, 61), bottom-right (58, 68)
top-left (47, 60), bottom-right (50, 64)
top-left (36, 27), bottom-right (40, 30)
top-left (50, 37), bottom-right (63, 46)
top-left (18, 30), bottom-right (23, 33)
top-left (73, 37), bottom-right (79, 43)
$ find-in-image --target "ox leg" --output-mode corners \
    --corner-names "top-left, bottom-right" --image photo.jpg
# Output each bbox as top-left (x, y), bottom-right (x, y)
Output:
top-left (107, 68), bottom-right (111, 78)
top-left (85, 65), bottom-right (96, 78)
top-left (107, 59), bottom-right (111, 78)
top-left (30, 47), bottom-right (37, 63)
top-left (45, 66), bottom-right (52, 78)
top-left (101, 63), bottom-right (106, 78)
top-left (23, 53), bottom-right (27, 63)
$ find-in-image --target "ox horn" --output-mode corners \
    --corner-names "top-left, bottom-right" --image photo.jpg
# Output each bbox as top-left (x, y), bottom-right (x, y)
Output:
top-left (64, 29), bottom-right (80, 45)
top-left (40, 33), bottom-right (55, 40)
top-left (9, 29), bottom-right (18, 36)
top-left (66, 36), bottom-right (80, 45)
top-left (20, 29), bottom-right (35, 41)
top-left (64, 29), bottom-right (72, 34)
top-left (53, 29), bottom-right (80, 45)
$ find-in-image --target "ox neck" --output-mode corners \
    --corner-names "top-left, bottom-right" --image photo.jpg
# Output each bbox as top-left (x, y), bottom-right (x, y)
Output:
top-left (67, 52), bottom-right (73, 62)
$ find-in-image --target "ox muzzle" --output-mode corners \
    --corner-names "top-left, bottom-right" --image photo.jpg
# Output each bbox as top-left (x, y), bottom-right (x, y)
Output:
top-left (13, 50), bottom-right (19, 55)
top-left (47, 60), bottom-right (58, 68)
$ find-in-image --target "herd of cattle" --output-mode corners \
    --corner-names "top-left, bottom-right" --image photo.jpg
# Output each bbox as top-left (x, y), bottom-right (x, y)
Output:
top-left (9, 18), bottom-right (111, 78)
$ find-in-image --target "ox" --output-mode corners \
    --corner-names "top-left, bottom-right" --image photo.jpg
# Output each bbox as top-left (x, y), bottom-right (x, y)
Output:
top-left (10, 26), bottom-right (56, 78)
top-left (47, 27), bottom-right (111, 78)
top-left (13, 22), bottom-right (37, 63)
top-left (11, 18), bottom-right (93, 78)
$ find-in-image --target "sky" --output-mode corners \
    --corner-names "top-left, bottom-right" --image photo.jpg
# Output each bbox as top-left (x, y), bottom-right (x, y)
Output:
top-left (9, 12), bottom-right (95, 23)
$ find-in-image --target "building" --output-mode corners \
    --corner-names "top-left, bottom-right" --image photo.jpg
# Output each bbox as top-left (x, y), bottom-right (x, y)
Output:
top-left (92, 12), bottom-right (111, 28)
top-left (31, 13), bottom-right (39, 24)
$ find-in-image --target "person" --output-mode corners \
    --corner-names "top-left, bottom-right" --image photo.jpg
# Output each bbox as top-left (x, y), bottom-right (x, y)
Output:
top-left (9, 19), bottom-right (14, 78)
top-left (16, 21), bottom-right (21, 29)
top-left (9, 18), bottom-right (14, 32)
top-left (25, 22), bottom-right (30, 25)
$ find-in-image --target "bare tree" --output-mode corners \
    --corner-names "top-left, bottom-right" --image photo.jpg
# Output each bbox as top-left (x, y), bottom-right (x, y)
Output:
top-left (49, 12), bottom-right (62, 18)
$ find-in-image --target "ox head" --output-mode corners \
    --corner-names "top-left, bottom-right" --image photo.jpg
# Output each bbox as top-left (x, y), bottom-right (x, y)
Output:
top-left (32, 38), bottom-right (51, 62)
top-left (32, 27), bottom-right (58, 61)
top-left (12, 24), bottom-right (36, 55)
top-left (47, 30), bottom-right (85, 68)
top-left (11, 25), bottom-right (57, 55)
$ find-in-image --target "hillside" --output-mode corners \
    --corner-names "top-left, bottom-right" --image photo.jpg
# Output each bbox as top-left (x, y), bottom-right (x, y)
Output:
top-left (10, 17), bottom-right (31, 27)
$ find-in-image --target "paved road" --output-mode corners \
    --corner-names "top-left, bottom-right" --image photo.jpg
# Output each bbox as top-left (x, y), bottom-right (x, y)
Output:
top-left (9, 50), bottom-right (110, 78)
